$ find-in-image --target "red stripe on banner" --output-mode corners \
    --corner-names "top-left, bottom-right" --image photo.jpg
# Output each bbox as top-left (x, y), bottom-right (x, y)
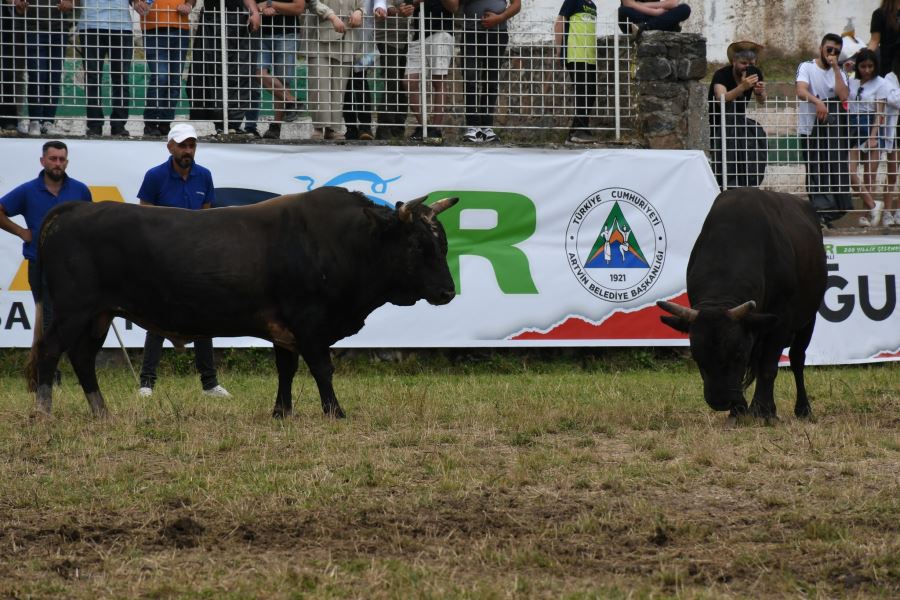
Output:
top-left (513, 293), bottom-right (691, 340)
top-left (873, 350), bottom-right (900, 359)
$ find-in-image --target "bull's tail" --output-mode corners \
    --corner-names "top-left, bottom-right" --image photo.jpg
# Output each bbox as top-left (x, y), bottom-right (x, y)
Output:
top-left (25, 301), bottom-right (44, 393)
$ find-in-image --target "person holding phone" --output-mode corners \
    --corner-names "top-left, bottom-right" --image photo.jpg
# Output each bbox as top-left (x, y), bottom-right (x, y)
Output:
top-left (707, 40), bottom-right (768, 188)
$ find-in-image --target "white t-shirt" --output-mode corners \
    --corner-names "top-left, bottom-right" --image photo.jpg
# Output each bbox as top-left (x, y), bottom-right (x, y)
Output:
top-left (796, 60), bottom-right (850, 135)
top-left (849, 76), bottom-right (886, 114)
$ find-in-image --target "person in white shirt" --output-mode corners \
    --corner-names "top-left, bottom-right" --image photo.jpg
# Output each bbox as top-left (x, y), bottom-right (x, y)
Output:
top-left (848, 49), bottom-right (886, 226)
top-left (881, 50), bottom-right (900, 226)
top-left (796, 33), bottom-right (851, 227)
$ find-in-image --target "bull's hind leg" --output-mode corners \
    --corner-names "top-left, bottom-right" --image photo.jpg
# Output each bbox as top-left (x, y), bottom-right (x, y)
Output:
top-left (302, 346), bottom-right (345, 419)
top-left (272, 345), bottom-right (298, 418)
top-left (67, 317), bottom-right (112, 418)
top-left (32, 325), bottom-right (65, 416)
top-left (790, 321), bottom-right (816, 419)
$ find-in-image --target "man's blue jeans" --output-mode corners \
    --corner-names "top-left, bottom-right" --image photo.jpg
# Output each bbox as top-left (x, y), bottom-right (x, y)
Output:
top-left (26, 31), bottom-right (65, 123)
top-left (144, 27), bottom-right (188, 126)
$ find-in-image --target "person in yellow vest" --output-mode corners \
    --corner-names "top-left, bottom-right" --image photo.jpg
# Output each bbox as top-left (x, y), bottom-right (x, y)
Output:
top-left (554, 0), bottom-right (597, 144)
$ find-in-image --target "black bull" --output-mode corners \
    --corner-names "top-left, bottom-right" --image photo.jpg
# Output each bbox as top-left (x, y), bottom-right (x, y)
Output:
top-left (27, 187), bottom-right (458, 418)
top-left (657, 188), bottom-right (827, 419)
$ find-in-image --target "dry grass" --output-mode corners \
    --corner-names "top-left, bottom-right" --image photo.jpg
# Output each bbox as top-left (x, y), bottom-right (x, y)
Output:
top-left (0, 355), bottom-right (898, 598)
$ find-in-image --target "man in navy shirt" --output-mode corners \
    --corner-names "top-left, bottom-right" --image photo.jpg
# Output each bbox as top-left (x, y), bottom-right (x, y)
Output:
top-left (136, 123), bottom-right (231, 399)
top-left (0, 140), bottom-right (92, 336)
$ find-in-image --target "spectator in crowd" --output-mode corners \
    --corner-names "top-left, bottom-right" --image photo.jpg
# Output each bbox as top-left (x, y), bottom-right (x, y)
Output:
top-left (880, 51), bottom-right (900, 226)
top-left (555, 0), bottom-right (597, 144)
top-left (707, 40), bottom-right (768, 188)
top-left (188, 0), bottom-right (261, 137)
top-left (136, 123), bottom-right (231, 398)
top-left (374, 0), bottom-right (412, 140)
top-left (848, 49), bottom-right (886, 227)
top-left (406, 0), bottom-right (458, 142)
top-left (0, 141), bottom-right (92, 344)
top-left (254, 0), bottom-right (306, 140)
top-left (135, 0), bottom-right (193, 137)
top-left (17, 0), bottom-right (76, 136)
top-left (343, 0), bottom-right (386, 141)
top-left (796, 33), bottom-right (851, 228)
top-left (460, 0), bottom-right (520, 143)
top-left (308, 0), bottom-right (363, 140)
top-left (839, 19), bottom-right (865, 75)
top-left (618, 0), bottom-right (691, 38)
top-left (78, 0), bottom-right (134, 137)
top-left (869, 0), bottom-right (900, 77)
top-left (1, 3), bottom-right (24, 133)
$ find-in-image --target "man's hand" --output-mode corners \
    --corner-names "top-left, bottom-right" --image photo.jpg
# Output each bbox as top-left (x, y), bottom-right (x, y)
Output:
top-left (176, 2), bottom-right (193, 16)
top-left (13, 0), bottom-right (28, 15)
top-left (247, 11), bottom-right (261, 31)
top-left (329, 13), bottom-right (346, 33)
top-left (481, 10), bottom-right (503, 29)
top-left (739, 72), bottom-right (759, 92)
top-left (753, 80), bottom-right (766, 96)
top-left (349, 9), bottom-right (362, 28)
top-left (19, 229), bottom-right (32, 243)
top-left (258, 1), bottom-right (276, 17)
top-left (134, 0), bottom-right (151, 16)
top-left (374, 6), bottom-right (386, 19)
top-left (815, 98), bottom-right (828, 121)
top-left (826, 53), bottom-right (839, 71)
top-left (397, 3), bottom-right (413, 17)
top-left (57, 0), bottom-right (74, 14)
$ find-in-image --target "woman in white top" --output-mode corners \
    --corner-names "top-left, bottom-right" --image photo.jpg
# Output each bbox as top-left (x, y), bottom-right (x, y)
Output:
top-left (848, 49), bottom-right (886, 226)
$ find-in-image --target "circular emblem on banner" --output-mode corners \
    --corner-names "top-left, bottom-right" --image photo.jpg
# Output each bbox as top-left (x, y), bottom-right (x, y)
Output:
top-left (565, 187), bottom-right (668, 302)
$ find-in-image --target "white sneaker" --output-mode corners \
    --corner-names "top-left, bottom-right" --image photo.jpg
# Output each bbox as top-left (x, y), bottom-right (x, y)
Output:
top-left (871, 200), bottom-right (883, 226)
top-left (28, 121), bottom-right (41, 136)
top-left (17, 120), bottom-right (29, 135)
top-left (883, 212), bottom-right (896, 226)
top-left (482, 127), bottom-right (498, 143)
top-left (202, 384), bottom-right (231, 398)
top-left (858, 215), bottom-right (871, 227)
top-left (138, 386), bottom-right (153, 398)
top-left (462, 127), bottom-right (481, 143)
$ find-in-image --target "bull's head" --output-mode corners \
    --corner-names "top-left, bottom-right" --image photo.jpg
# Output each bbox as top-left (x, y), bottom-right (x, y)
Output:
top-left (658, 300), bottom-right (778, 411)
top-left (376, 195), bottom-right (459, 307)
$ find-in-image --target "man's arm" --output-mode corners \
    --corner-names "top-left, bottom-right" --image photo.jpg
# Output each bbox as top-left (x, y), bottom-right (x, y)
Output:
top-left (554, 15), bottom-right (565, 56)
top-left (796, 80), bottom-right (828, 121)
top-left (441, 0), bottom-right (458, 12)
top-left (0, 205), bottom-right (31, 243)
top-left (243, 0), bottom-right (261, 31)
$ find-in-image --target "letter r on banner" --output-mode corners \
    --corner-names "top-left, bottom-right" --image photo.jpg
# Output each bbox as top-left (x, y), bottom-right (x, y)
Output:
top-left (429, 192), bottom-right (538, 294)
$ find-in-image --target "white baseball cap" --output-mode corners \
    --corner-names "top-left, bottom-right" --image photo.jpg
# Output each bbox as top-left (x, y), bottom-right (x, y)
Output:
top-left (168, 123), bottom-right (198, 143)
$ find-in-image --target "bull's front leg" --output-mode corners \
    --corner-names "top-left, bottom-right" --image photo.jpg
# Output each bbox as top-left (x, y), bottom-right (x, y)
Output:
top-left (302, 347), bottom-right (345, 419)
top-left (272, 346), bottom-right (299, 418)
top-left (748, 345), bottom-right (781, 422)
top-left (789, 322), bottom-right (816, 419)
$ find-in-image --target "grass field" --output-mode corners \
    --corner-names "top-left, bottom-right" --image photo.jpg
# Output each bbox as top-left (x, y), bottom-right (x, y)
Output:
top-left (0, 350), bottom-right (898, 599)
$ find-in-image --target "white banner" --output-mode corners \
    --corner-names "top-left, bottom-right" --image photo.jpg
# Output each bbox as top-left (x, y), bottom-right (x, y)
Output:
top-left (0, 139), bottom-right (898, 365)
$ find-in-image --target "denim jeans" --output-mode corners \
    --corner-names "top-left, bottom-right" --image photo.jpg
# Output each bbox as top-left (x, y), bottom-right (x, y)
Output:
top-left (26, 31), bottom-right (65, 122)
top-left (80, 29), bottom-right (134, 132)
top-left (144, 27), bottom-right (188, 126)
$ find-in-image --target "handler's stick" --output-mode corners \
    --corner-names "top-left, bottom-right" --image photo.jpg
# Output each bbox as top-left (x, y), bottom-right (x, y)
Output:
top-left (111, 321), bottom-right (139, 383)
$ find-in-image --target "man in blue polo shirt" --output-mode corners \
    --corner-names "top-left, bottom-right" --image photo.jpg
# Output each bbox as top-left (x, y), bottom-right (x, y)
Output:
top-left (0, 140), bottom-right (92, 337)
top-left (136, 123), bottom-right (231, 399)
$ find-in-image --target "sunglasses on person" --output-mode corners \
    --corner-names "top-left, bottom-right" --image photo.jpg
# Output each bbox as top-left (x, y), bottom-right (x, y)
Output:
top-left (824, 47), bottom-right (841, 55)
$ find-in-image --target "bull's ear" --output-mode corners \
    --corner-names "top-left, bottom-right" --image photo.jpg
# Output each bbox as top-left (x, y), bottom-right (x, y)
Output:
top-left (743, 312), bottom-right (779, 331)
top-left (660, 315), bottom-right (691, 333)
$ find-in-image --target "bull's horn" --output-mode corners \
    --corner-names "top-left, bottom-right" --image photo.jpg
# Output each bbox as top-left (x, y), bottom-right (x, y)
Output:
top-left (657, 300), bottom-right (698, 322)
top-left (726, 300), bottom-right (757, 321)
top-left (397, 195), bottom-right (428, 222)
top-left (429, 196), bottom-right (459, 215)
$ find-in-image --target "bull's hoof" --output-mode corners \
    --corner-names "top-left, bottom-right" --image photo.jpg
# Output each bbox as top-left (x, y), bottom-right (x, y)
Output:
top-left (794, 403), bottom-right (813, 419)
top-left (324, 406), bottom-right (346, 419)
top-left (272, 407), bottom-right (293, 419)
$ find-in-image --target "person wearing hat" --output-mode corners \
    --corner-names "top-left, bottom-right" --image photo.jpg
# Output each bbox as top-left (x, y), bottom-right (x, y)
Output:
top-left (135, 123), bottom-right (231, 399)
top-left (707, 40), bottom-right (768, 188)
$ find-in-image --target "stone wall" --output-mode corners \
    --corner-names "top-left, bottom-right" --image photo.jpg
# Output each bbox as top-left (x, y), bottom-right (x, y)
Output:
top-left (632, 31), bottom-right (707, 150)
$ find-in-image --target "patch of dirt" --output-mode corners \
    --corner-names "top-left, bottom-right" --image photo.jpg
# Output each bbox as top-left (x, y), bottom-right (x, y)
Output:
top-left (158, 516), bottom-right (205, 549)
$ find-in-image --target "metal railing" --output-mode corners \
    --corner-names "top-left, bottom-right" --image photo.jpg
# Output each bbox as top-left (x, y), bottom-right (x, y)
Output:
top-left (710, 95), bottom-right (900, 228)
top-left (0, 3), bottom-right (633, 142)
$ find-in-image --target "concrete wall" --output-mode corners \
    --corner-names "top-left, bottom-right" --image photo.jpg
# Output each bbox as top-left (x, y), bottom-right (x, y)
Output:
top-left (524, 0), bottom-right (880, 63)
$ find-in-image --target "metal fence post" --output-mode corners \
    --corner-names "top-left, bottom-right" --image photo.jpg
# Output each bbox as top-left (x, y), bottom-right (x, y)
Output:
top-left (613, 24), bottom-right (621, 141)
top-left (719, 95), bottom-right (727, 190)
top-left (219, 0), bottom-right (230, 132)
top-left (418, 10), bottom-right (427, 137)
